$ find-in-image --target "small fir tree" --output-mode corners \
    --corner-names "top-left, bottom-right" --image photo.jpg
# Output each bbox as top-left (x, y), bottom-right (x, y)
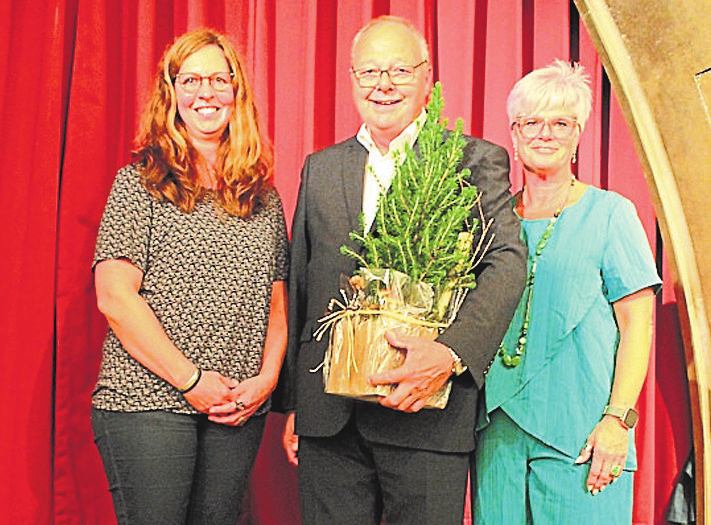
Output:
top-left (341, 82), bottom-right (485, 322)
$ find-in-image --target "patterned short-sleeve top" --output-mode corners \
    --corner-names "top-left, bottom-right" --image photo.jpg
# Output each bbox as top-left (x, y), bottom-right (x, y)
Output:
top-left (92, 164), bottom-right (290, 414)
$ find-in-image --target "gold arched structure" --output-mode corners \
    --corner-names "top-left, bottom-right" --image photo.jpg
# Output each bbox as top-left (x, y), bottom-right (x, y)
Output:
top-left (573, 0), bottom-right (711, 521)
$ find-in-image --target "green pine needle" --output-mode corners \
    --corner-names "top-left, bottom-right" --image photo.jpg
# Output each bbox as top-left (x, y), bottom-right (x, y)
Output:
top-left (344, 82), bottom-right (483, 321)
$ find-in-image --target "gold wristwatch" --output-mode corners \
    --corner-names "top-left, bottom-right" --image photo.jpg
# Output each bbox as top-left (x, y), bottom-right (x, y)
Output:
top-left (603, 405), bottom-right (639, 429)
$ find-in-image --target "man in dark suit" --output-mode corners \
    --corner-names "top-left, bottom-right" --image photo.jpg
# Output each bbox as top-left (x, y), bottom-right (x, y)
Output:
top-left (277, 15), bottom-right (527, 525)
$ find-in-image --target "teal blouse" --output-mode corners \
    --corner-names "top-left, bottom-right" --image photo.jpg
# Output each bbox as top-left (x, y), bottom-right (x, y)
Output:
top-left (481, 187), bottom-right (662, 469)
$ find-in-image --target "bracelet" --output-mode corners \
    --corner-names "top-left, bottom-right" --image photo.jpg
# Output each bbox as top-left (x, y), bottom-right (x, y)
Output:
top-left (177, 368), bottom-right (202, 394)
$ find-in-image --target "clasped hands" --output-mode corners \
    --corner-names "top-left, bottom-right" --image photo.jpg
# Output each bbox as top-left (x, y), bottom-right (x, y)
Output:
top-left (368, 331), bottom-right (455, 413)
top-left (183, 370), bottom-right (273, 426)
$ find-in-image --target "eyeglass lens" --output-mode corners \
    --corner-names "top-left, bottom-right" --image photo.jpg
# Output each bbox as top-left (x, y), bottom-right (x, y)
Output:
top-left (176, 72), bottom-right (232, 93)
top-left (518, 117), bottom-right (577, 139)
top-left (353, 61), bottom-right (426, 87)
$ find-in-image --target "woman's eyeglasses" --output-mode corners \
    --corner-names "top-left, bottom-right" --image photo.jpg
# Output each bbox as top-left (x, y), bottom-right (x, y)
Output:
top-left (515, 116), bottom-right (578, 140)
top-left (174, 72), bottom-right (233, 94)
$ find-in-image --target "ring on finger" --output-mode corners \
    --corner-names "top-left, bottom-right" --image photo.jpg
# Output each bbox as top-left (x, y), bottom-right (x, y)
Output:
top-left (236, 416), bottom-right (246, 426)
top-left (610, 464), bottom-right (622, 477)
top-left (235, 401), bottom-right (245, 412)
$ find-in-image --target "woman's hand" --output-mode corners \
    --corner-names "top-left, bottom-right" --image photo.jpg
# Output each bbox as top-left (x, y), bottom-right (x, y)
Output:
top-left (182, 370), bottom-right (236, 413)
top-left (207, 373), bottom-right (276, 426)
top-left (209, 280), bottom-right (288, 427)
top-left (575, 416), bottom-right (629, 494)
top-left (574, 289), bottom-right (654, 494)
top-left (95, 259), bottom-right (236, 409)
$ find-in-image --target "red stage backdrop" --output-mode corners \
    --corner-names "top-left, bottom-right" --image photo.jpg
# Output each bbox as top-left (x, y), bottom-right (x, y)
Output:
top-left (0, 1), bottom-right (692, 524)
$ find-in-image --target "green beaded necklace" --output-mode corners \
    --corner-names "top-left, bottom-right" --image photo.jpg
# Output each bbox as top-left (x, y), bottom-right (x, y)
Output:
top-left (499, 176), bottom-right (576, 367)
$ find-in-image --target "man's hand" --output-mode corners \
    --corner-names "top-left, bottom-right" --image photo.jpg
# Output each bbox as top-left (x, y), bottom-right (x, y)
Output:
top-left (368, 331), bottom-right (453, 413)
top-left (283, 411), bottom-right (299, 466)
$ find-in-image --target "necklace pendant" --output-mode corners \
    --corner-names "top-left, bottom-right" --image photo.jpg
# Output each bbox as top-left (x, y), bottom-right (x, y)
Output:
top-left (498, 343), bottom-right (522, 368)
top-left (501, 352), bottom-right (521, 367)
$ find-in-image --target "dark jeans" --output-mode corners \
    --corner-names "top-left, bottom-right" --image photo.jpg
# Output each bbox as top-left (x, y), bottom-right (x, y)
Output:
top-left (91, 408), bottom-right (266, 525)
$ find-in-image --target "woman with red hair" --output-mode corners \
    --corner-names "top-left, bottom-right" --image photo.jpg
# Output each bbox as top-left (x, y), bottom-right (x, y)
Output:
top-left (91, 29), bottom-right (288, 525)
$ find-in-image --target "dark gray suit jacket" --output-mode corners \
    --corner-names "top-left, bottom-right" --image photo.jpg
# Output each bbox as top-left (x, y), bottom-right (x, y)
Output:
top-left (274, 133), bottom-right (526, 453)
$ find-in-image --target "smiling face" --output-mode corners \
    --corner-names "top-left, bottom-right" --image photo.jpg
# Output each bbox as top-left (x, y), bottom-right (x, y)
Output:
top-left (512, 109), bottom-right (580, 178)
top-left (351, 21), bottom-right (432, 151)
top-left (175, 45), bottom-right (235, 145)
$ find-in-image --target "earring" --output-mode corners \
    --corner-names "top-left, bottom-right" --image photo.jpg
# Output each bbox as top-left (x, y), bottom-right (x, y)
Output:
top-left (571, 150), bottom-right (577, 164)
top-left (513, 147), bottom-right (519, 162)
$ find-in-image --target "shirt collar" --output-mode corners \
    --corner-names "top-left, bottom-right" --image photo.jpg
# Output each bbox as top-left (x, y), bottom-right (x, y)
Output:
top-left (356, 109), bottom-right (427, 158)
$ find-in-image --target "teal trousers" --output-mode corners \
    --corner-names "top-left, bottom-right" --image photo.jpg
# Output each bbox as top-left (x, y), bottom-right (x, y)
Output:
top-left (473, 409), bottom-right (633, 525)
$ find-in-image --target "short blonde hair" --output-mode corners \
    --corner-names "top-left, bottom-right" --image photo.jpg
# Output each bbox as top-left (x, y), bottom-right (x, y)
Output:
top-left (507, 59), bottom-right (593, 130)
top-left (135, 28), bottom-right (272, 218)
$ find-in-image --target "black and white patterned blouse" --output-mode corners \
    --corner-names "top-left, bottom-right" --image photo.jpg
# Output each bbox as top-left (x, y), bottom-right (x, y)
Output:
top-left (92, 164), bottom-right (289, 414)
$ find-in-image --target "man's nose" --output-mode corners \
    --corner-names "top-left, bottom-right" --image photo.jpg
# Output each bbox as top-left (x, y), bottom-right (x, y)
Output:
top-left (375, 70), bottom-right (394, 90)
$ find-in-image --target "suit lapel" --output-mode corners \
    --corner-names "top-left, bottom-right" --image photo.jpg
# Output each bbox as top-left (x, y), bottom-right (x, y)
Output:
top-left (341, 139), bottom-right (367, 233)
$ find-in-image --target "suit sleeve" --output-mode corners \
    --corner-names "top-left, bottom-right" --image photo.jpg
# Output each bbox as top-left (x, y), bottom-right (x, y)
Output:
top-left (436, 138), bottom-right (527, 388)
top-left (272, 156), bottom-right (311, 412)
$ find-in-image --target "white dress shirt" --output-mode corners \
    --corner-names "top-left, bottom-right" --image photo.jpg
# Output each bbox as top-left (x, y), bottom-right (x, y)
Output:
top-left (356, 110), bottom-right (426, 231)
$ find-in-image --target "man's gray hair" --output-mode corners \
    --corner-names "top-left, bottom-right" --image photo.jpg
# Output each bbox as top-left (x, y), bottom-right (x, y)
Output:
top-left (350, 16), bottom-right (430, 66)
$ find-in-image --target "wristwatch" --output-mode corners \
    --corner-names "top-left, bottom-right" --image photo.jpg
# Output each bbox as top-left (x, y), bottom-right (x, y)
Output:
top-left (603, 405), bottom-right (639, 429)
top-left (446, 347), bottom-right (468, 376)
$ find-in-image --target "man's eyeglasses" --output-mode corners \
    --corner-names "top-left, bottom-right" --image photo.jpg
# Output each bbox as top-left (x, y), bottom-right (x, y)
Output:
top-left (514, 116), bottom-right (579, 140)
top-left (351, 60), bottom-right (427, 88)
top-left (174, 72), bottom-right (234, 94)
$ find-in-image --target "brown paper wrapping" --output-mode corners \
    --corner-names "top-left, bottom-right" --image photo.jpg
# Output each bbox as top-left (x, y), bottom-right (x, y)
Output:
top-left (317, 269), bottom-right (462, 409)
top-left (323, 311), bottom-right (452, 409)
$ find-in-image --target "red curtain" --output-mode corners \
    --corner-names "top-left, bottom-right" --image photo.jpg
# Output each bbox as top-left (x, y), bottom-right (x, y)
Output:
top-left (0, 1), bottom-right (691, 524)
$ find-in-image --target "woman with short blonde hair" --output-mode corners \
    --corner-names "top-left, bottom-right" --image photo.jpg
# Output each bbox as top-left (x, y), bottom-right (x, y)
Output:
top-left (475, 60), bottom-right (660, 524)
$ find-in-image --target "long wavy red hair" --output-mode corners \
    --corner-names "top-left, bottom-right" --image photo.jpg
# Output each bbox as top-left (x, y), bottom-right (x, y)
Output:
top-left (134, 28), bottom-right (273, 218)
